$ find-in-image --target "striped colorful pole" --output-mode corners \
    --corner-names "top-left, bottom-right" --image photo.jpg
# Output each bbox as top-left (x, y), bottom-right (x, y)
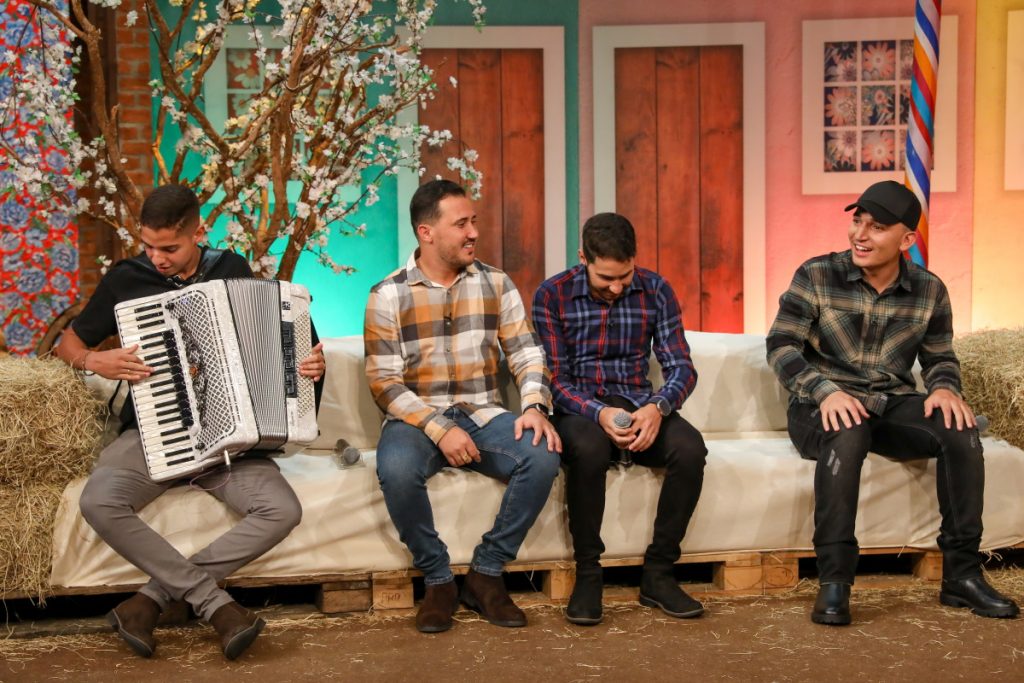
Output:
top-left (904, 0), bottom-right (941, 268)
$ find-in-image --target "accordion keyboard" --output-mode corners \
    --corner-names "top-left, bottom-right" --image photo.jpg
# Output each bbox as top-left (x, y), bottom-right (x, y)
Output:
top-left (116, 302), bottom-right (200, 478)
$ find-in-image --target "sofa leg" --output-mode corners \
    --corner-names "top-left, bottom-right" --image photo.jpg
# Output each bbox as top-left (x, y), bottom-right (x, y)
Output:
top-left (762, 553), bottom-right (800, 592)
top-left (317, 575), bottom-right (372, 614)
top-left (712, 554), bottom-right (764, 595)
top-left (542, 566), bottom-right (575, 601)
top-left (372, 575), bottom-right (415, 610)
top-left (912, 552), bottom-right (943, 581)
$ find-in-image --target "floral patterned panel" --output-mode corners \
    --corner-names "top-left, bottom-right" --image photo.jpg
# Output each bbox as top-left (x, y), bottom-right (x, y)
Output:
top-left (822, 38), bottom-right (914, 173)
top-left (0, 0), bottom-right (77, 355)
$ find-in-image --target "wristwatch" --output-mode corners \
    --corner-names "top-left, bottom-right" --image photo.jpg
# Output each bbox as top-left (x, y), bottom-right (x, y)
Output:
top-left (649, 396), bottom-right (673, 417)
top-left (524, 402), bottom-right (549, 416)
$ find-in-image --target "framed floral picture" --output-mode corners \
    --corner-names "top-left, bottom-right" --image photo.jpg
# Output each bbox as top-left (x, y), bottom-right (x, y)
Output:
top-left (1006, 11), bottom-right (1024, 191)
top-left (802, 17), bottom-right (958, 194)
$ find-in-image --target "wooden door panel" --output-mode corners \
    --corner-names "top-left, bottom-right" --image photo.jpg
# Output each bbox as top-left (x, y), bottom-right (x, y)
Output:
top-left (419, 48), bottom-right (546, 309)
top-left (419, 50), bottom-right (460, 189)
top-left (655, 46), bottom-right (702, 329)
top-left (614, 48), bottom-right (658, 269)
top-left (698, 46), bottom-right (744, 333)
top-left (457, 49), bottom-right (504, 269)
top-left (613, 44), bottom-right (744, 333)
top-left (500, 49), bottom-right (546, 305)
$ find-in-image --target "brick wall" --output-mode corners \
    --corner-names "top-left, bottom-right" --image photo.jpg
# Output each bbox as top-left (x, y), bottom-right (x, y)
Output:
top-left (77, 0), bottom-right (152, 298)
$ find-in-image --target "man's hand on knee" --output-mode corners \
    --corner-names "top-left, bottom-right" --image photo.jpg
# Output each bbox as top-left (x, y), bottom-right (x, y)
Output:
top-left (514, 409), bottom-right (563, 453)
top-left (924, 388), bottom-right (976, 431)
top-left (819, 391), bottom-right (869, 432)
top-left (438, 427), bottom-right (481, 467)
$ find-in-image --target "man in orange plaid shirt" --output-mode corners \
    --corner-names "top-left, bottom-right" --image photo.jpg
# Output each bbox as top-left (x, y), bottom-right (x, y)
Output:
top-left (364, 179), bottom-right (561, 634)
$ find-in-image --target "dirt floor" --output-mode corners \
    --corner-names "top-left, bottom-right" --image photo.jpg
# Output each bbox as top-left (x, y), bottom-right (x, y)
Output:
top-left (3, 569), bottom-right (1023, 683)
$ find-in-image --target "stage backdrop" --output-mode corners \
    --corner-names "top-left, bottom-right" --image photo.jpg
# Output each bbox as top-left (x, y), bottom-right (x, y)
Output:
top-left (0, 0), bottom-right (78, 355)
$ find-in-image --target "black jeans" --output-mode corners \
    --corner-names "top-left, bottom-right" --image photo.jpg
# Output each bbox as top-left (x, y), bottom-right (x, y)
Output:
top-left (552, 396), bottom-right (708, 572)
top-left (787, 394), bottom-right (985, 584)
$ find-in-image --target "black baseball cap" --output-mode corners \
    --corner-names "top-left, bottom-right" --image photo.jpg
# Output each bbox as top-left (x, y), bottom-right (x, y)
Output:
top-left (844, 180), bottom-right (922, 230)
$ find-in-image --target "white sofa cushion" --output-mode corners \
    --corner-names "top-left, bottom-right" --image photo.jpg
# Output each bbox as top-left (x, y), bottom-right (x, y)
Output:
top-left (50, 436), bottom-right (1024, 587)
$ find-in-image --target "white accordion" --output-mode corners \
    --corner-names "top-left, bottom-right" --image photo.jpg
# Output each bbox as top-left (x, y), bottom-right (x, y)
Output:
top-left (114, 279), bottom-right (318, 481)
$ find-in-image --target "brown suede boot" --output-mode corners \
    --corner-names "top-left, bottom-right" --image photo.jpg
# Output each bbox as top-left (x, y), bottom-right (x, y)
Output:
top-left (106, 592), bottom-right (162, 658)
top-left (209, 601), bottom-right (265, 660)
top-left (460, 569), bottom-right (527, 627)
top-left (416, 580), bottom-right (459, 633)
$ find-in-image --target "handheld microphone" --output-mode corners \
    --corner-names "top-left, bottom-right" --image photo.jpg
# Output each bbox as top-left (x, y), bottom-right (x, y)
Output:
top-left (332, 438), bottom-right (363, 468)
top-left (613, 410), bottom-right (634, 467)
top-left (975, 414), bottom-right (989, 434)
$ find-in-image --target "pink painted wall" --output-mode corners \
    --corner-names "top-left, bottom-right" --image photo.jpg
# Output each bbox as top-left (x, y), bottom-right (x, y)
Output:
top-left (578, 0), bottom-right (977, 332)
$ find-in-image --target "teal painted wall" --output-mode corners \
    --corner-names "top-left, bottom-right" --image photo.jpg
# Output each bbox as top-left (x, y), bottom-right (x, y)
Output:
top-left (151, 0), bottom-right (578, 337)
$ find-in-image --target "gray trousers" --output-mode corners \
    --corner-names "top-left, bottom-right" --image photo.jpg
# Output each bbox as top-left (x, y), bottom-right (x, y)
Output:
top-left (79, 430), bottom-right (302, 621)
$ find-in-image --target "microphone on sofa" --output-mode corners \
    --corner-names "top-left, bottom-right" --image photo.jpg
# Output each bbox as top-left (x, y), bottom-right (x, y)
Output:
top-left (332, 439), bottom-right (363, 468)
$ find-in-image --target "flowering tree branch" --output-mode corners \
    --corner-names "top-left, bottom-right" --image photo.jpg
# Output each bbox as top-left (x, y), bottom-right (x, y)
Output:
top-left (4, 0), bottom-right (486, 280)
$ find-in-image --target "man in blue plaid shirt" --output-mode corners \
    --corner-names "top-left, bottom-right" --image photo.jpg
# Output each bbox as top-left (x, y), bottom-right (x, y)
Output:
top-left (532, 212), bottom-right (708, 626)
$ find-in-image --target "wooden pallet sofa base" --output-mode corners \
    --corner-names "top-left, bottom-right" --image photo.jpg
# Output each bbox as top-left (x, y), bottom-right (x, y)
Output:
top-left (8, 543), bottom-right (1020, 617)
top-left (360, 546), bottom-right (979, 613)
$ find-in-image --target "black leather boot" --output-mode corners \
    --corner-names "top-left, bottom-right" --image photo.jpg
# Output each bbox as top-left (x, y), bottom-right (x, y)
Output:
top-left (940, 576), bottom-right (1020, 618)
top-left (811, 582), bottom-right (851, 625)
top-left (638, 565), bottom-right (704, 618)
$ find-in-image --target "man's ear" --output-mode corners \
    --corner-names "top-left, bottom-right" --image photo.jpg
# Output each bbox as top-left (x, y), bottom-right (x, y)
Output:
top-left (900, 228), bottom-right (918, 253)
top-left (578, 248), bottom-right (587, 264)
top-left (416, 223), bottom-right (432, 244)
top-left (192, 222), bottom-right (207, 245)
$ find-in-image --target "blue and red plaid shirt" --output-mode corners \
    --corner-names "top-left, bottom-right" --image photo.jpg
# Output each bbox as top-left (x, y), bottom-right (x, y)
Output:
top-left (531, 264), bottom-right (697, 422)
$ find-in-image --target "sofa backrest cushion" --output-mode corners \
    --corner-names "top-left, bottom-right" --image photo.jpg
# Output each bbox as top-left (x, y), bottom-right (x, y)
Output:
top-left (311, 331), bottom-right (791, 450)
top-left (671, 331), bottom-right (789, 433)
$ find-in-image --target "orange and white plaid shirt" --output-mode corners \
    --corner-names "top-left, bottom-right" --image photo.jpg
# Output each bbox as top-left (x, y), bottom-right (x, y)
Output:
top-left (364, 253), bottom-right (551, 444)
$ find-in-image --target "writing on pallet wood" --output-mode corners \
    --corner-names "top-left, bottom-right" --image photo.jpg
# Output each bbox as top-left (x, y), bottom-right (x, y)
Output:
top-left (372, 576), bottom-right (414, 610)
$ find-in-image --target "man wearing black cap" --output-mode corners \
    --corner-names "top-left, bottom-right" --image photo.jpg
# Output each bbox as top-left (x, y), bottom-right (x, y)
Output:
top-left (767, 180), bottom-right (1019, 626)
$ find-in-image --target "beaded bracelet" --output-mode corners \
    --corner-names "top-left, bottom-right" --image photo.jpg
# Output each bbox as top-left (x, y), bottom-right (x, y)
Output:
top-left (78, 350), bottom-right (96, 376)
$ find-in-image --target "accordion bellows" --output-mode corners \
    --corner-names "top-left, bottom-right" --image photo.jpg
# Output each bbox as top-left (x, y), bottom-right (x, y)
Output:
top-left (115, 279), bottom-right (317, 481)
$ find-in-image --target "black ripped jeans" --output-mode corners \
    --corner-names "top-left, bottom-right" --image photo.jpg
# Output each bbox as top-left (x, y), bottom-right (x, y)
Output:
top-left (787, 394), bottom-right (985, 584)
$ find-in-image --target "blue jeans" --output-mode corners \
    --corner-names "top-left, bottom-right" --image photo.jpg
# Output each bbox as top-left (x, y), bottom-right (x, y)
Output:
top-left (375, 408), bottom-right (560, 585)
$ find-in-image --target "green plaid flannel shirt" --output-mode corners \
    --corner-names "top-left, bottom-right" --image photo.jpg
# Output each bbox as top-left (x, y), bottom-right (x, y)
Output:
top-left (767, 250), bottom-right (961, 414)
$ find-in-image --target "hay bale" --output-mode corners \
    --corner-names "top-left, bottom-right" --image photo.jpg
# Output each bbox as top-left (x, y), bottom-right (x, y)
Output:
top-left (0, 482), bottom-right (66, 599)
top-left (954, 327), bottom-right (1024, 450)
top-left (0, 357), bottom-right (103, 488)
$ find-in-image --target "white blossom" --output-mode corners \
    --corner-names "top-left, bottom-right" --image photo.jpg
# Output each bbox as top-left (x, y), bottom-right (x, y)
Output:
top-left (10, 0), bottom-right (488, 279)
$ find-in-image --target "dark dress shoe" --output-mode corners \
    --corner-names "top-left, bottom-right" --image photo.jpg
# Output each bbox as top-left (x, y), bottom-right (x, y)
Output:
top-left (107, 592), bottom-right (162, 658)
top-left (566, 572), bottom-right (603, 625)
top-left (209, 601), bottom-right (266, 660)
top-left (460, 569), bottom-right (527, 627)
top-left (416, 580), bottom-right (460, 633)
top-left (638, 567), bottom-right (704, 619)
top-left (940, 576), bottom-right (1020, 618)
top-left (811, 582), bottom-right (852, 625)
